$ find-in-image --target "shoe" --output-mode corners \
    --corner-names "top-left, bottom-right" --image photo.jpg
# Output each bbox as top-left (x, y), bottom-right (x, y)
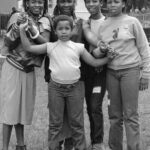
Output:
top-left (92, 143), bottom-right (105, 150)
top-left (16, 145), bottom-right (26, 150)
top-left (57, 140), bottom-right (64, 150)
top-left (64, 138), bottom-right (74, 150)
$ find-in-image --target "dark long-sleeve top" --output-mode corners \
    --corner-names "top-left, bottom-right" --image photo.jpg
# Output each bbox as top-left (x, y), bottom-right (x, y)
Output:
top-left (4, 13), bottom-right (50, 72)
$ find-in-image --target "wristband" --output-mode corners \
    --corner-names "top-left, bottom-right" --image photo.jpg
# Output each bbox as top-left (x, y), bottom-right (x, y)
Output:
top-left (30, 30), bottom-right (39, 39)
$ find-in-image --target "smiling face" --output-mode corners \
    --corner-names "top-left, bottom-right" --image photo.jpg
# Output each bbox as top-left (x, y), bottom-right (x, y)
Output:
top-left (27, 0), bottom-right (45, 16)
top-left (57, 0), bottom-right (76, 16)
top-left (106, 0), bottom-right (125, 17)
top-left (85, 0), bottom-right (101, 16)
top-left (55, 20), bottom-right (72, 42)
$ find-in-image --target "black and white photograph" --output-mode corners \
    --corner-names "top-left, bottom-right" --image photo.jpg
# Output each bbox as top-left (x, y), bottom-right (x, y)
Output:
top-left (0, 0), bottom-right (150, 150)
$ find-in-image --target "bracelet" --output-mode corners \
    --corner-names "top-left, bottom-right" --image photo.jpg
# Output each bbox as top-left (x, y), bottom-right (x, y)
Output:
top-left (30, 30), bottom-right (39, 39)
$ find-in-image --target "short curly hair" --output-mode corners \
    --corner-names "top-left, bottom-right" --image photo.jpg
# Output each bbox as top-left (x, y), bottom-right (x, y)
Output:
top-left (53, 15), bottom-right (74, 30)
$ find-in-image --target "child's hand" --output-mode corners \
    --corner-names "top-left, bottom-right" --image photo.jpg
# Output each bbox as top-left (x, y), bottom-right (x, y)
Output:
top-left (107, 50), bottom-right (118, 61)
top-left (139, 78), bottom-right (149, 91)
top-left (98, 41), bottom-right (109, 53)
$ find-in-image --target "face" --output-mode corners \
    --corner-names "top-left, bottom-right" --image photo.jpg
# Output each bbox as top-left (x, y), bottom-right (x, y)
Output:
top-left (27, 0), bottom-right (45, 16)
top-left (58, 0), bottom-right (75, 16)
top-left (85, 0), bottom-right (101, 16)
top-left (55, 21), bottom-right (72, 42)
top-left (106, 0), bottom-right (125, 16)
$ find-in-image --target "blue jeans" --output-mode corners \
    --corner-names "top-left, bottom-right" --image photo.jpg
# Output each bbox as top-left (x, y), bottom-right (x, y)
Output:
top-left (106, 67), bottom-right (141, 150)
top-left (48, 80), bottom-right (86, 150)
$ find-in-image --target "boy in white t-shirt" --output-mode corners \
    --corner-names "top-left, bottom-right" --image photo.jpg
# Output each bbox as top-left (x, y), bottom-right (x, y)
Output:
top-left (19, 15), bottom-right (115, 150)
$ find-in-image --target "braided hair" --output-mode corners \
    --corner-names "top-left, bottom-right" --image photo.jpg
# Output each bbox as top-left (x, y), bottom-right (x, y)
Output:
top-left (23, 0), bottom-right (48, 16)
top-left (53, 0), bottom-right (77, 19)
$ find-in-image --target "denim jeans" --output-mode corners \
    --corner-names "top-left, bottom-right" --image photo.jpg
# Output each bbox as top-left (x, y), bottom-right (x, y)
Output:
top-left (84, 69), bottom-right (106, 144)
top-left (106, 67), bottom-right (141, 150)
top-left (48, 80), bottom-right (86, 150)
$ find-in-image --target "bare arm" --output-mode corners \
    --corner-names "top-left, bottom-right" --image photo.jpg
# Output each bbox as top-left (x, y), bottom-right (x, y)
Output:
top-left (81, 49), bottom-right (109, 67)
top-left (27, 19), bottom-right (50, 43)
top-left (82, 20), bottom-right (98, 47)
top-left (92, 47), bottom-right (106, 58)
top-left (19, 22), bottom-right (47, 54)
top-left (28, 25), bottom-right (50, 43)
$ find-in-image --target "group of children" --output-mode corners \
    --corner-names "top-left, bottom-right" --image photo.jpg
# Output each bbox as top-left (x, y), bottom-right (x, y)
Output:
top-left (1, 0), bottom-right (150, 150)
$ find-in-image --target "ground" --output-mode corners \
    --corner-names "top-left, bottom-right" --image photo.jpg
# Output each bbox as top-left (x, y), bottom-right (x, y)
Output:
top-left (0, 38), bottom-right (150, 150)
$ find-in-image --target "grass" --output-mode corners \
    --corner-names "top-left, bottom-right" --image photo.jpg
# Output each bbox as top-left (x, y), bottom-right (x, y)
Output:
top-left (0, 67), bottom-right (150, 150)
top-left (0, 34), bottom-right (150, 149)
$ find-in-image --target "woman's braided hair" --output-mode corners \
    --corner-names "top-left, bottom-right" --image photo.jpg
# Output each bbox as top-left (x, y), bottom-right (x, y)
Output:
top-left (23, 0), bottom-right (48, 16)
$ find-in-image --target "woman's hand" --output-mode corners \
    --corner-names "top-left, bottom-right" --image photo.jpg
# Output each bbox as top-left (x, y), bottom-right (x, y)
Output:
top-left (139, 78), bottom-right (149, 91)
top-left (12, 23), bottom-right (19, 32)
top-left (82, 20), bottom-right (90, 30)
top-left (19, 20), bottom-right (29, 31)
top-left (17, 13), bottom-right (28, 25)
top-left (27, 19), bottom-right (38, 36)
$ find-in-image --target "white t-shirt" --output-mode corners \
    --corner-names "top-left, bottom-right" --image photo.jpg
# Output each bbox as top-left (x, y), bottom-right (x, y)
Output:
top-left (89, 16), bottom-right (105, 52)
top-left (90, 16), bottom-right (105, 36)
top-left (47, 40), bottom-right (85, 84)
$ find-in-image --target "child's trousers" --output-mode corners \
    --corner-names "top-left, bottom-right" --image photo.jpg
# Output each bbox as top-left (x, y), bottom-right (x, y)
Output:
top-left (48, 80), bottom-right (86, 150)
top-left (106, 67), bottom-right (141, 150)
top-left (84, 69), bottom-right (106, 145)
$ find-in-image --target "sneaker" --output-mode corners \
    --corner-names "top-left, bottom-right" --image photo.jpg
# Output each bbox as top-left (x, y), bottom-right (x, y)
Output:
top-left (92, 143), bottom-right (105, 150)
top-left (64, 138), bottom-right (74, 150)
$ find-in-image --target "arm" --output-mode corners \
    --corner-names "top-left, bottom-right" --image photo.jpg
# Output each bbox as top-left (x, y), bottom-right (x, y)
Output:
top-left (28, 17), bottom-right (50, 44)
top-left (81, 48), bottom-right (109, 67)
top-left (19, 22), bottom-right (47, 54)
top-left (28, 26), bottom-right (50, 43)
top-left (4, 13), bottom-right (23, 49)
top-left (133, 18), bottom-right (150, 90)
top-left (92, 47), bottom-right (106, 58)
top-left (82, 20), bottom-right (99, 47)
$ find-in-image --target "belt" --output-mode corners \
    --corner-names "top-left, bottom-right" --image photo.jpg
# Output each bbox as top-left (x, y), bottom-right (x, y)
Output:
top-left (50, 79), bottom-right (79, 89)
